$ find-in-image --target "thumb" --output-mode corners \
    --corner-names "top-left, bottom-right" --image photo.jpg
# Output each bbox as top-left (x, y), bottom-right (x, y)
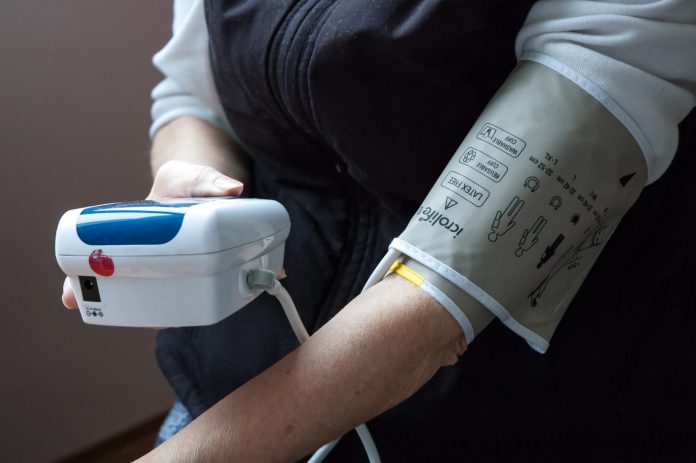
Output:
top-left (193, 173), bottom-right (244, 197)
top-left (148, 160), bottom-right (244, 200)
top-left (62, 278), bottom-right (78, 309)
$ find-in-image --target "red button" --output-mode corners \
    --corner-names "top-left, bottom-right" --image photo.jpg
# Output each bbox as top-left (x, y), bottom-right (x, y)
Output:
top-left (89, 249), bottom-right (114, 276)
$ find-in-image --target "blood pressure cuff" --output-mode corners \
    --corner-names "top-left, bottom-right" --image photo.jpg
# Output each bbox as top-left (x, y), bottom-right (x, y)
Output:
top-left (392, 60), bottom-right (647, 353)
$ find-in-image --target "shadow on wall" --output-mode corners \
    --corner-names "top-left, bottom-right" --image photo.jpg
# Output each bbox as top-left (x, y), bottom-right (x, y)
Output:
top-left (0, 1), bottom-right (175, 461)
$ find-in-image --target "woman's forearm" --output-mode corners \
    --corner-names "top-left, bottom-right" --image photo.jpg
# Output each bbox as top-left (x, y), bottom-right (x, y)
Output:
top-left (139, 275), bottom-right (466, 463)
top-left (150, 116), bottom-right (249, 182)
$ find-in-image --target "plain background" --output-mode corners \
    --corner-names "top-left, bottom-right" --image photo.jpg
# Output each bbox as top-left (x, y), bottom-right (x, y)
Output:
top-left (0, 1), bottom-right (176, 461)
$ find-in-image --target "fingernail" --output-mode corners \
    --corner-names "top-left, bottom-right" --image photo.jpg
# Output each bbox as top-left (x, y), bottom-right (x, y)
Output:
top-left (213, 176), bottom-right (243, 190)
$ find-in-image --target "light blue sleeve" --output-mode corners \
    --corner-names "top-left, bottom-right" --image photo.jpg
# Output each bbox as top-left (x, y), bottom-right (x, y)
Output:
top-left (149, 0), bottom-right (232, 139)
top-left (516, 0), bottom-right (696, 183)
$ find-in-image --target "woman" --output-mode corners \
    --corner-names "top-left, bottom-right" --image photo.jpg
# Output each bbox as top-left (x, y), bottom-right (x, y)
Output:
top-left (63, 1), bottom-right (696, 461)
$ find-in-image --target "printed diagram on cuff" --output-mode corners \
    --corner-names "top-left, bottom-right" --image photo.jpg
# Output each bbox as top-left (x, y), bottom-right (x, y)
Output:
top-left (488, 195), bottom-right (524, 242)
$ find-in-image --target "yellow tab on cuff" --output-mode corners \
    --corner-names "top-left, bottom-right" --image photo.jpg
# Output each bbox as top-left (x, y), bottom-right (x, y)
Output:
top-left (389, 260), bottom-right (424, 287)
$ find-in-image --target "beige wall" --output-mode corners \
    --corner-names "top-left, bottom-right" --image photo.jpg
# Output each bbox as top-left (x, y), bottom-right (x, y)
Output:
top-left (0, 2), bottom-right (176, 461)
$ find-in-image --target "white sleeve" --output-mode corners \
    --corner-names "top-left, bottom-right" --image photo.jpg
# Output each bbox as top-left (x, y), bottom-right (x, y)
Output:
top-left (516, 0), bottom-right (696, 184)
top-left (149, 0), bottom-right (231, 139)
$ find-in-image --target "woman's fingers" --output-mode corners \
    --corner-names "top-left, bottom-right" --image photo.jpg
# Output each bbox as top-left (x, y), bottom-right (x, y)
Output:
top-left (147, 160), bottom-right (244, 200)
top-left (62, 278), bottom-right (78, 309)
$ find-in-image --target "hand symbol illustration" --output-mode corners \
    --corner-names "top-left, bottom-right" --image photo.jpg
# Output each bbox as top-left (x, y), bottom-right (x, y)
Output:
top-left (488, 196), bottom-right (524, 242)
top-left (515, 216), bottom-right (547, 257)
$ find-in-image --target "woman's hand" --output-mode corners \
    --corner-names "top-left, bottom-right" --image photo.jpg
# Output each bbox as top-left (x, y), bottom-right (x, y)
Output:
top-left (60, 160), bottom-right (244, 309)
top-left (146, 159), bottom-right (244, 200)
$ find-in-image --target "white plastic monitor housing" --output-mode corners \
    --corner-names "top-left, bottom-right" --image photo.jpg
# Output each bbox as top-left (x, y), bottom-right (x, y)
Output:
top-left (55, 198), bottom-right (290, 327)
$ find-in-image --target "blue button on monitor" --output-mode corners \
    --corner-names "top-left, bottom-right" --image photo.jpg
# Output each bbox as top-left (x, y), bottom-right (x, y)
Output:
top-left (76, 200), bottom-right (196, 245)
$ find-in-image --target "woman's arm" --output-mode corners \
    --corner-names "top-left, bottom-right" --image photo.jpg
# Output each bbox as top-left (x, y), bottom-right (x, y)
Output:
top-left (150, 115), bottom-right (249, 182)
top-left (138, 118), bottom-right (467, 462)
top-left (138, 274), bottom-right (467, 463)
top-left (142, 117), bottom-right (465, 463)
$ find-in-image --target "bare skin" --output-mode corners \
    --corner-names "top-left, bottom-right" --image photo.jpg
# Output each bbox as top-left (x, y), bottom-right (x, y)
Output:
top-left (139, 274), bottom-right (465, 463)
top-left (149, 115), bottom-right (250, 181)
top-left (61, 117), bottom-right (468, 462)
